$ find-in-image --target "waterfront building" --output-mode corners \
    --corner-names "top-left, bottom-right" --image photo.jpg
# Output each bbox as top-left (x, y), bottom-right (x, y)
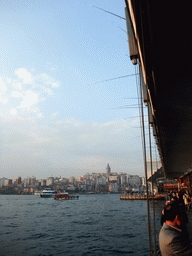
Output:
top-left (108, 175), bottom-right (118, 182)
top-left (120, 175), bottom-right (126, 185)
top-left (4, 179), bottom-right (12, 186)
top-left (96, 176), bottom-right (106, 185)
top-left (60, 178), bottom-right (68, 183)
top-left (141, 177), bottom-right (146, 186)
top-left (31, 176), bottom-right (36, 185)
top-left (75, 176), bottom-right (83, 182)
top-left (108, 183), bottom-right (119, 193)
top-left (127, 175), bottom-right (141, 187)
top-left (86, 185), bottom-right (92, 192)
top-left (40, 179), bottom-right (46, 187)
top-left (0, 177), bottom-right (8, 186)
top-left (85, 179), bottom-right (94, 186)
top-left (46, 177), bottom-right (54, 186)
top-left (69, 176), bottom-right (75, 183)
top-left (67, 184), bottom-right (76, 191)
top-left (26, 177), bottom-right (32, 185)
top-left (14, 177), bottom-right (22, 185)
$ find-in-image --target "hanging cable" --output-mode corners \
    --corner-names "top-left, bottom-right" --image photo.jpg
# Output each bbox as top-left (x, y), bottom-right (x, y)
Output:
top-left (136, 63), bottom-right (153, 255)
top-left (147, 105), bottom-right (157, 255)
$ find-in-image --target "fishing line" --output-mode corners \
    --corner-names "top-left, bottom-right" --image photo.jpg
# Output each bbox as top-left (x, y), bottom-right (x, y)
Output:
top-left (136, 63), bottom-right (153, 255)
top-left (91, 73), bottom-right (139, 85)
top-left (147, 107), bottom-right (157, 255)
top-left (83, 1), bottom-right (126, 20)
top-left (92, 5), bottom-right (126, 20)
top-left (118, 26), bottom-right (127, 33)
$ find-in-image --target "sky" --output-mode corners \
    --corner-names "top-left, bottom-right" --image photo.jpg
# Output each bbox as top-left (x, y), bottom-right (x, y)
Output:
top-left (0, 0), bottom-right (158, 179)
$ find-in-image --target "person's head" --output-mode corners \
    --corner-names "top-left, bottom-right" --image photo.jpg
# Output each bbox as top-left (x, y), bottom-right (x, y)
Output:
top-left (163, 201), bottom-right (183, 227)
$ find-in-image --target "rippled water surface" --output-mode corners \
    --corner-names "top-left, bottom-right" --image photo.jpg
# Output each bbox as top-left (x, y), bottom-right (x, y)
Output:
top-left (0, 194), bottom-right (165, 255)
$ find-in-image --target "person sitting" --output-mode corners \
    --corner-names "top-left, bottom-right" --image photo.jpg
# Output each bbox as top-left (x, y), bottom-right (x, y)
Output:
top-left (159, 201), bottom-right (192, 255)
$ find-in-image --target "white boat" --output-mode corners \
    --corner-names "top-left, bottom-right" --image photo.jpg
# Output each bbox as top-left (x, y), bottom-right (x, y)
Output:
top-left (34, 191), bottom-right (41, 196)
top-left (39, 188), bottom-right (56, 198)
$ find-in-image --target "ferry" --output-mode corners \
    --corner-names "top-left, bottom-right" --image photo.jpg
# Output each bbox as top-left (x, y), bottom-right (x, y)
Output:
top-left (39, 188), bottom-right (56, 198)
top-left (54, 192), bottom-right (79, 200)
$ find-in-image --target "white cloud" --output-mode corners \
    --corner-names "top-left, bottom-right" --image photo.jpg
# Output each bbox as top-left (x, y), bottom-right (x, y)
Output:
top-left (52, 82), bottom-right (60, 88)
top-left (19, 90), bottom-right (39, 109)
top-left (11, 91), bottom-right (23, 98)
top-left (37, 112), bottom-right (43, 118)
top-left (10, 108), bottom-right (17, 116)
top-left (12, 81), bottom-right (22, 90)
top-left (0, 77), bottom-right (7, 93)
top-left (0, 68), bottom-right (61, 125)
top-left (0, 117), bottom-right (144, 178)
top-left (0, 94), bottom-right (8, 104)
top-left (34, 73), bottom-right (60, 89)
top-left (15, 68), bottom-right (32, 84)
top-left (52, 112), bottom-right (58, 117)
top-left (43, 87), bottom-right (53, 96)
top-left (0, 77), bottom-right (8, 104)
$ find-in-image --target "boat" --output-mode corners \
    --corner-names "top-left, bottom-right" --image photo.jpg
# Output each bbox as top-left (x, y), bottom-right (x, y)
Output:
top-left (54, 192), bottom-right (79, 200)
top-left (39, 188), bottom-right (56, 198)
top-left (34, 191), bottom-right (41, 196)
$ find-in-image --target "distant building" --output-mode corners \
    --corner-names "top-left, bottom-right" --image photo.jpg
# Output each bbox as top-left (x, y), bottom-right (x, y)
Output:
top-left (109, 183), bottom-right (119, 193)
top-left (60, 178), bottom-right (68, 183)
top-left (109, 175), bottom-right (118, 182)
top-left (14, 177), bottom-right (22, 185)
top-left (120, 175), bottom-right (126, 185)
top-left (67, 184), bottom-right (76, 191)
top-left (0, 177), bottom-right (8, 186)
top-left (40, 179), bottom-right (46, 187)
top-left (4, 179), bottom-right (12, 186)
top-left (69, 177), bottom-right (75, 183)
top-left (46, 177), bottom-right (54, 186)
top-left (96, 176), bottom-right (106, 185)
top-left (127, 175), bottom-right (141, 187)
top-left (141, 177), bottom-right (146, 186)
top-left (106, 163), bottom-right (111, 175)
top-left (106, 163), bottom-right (111, 182)
top-left (31, 177), bottom-right (36, 185)
top-left (75, 176), bottom-right (83, 182)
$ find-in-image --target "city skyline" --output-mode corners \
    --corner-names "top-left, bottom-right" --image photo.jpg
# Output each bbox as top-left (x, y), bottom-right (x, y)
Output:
top-left (0, 163), bottom-right (146, 194)
top-left (1, 164), bottom-right (145, 180)
top-left (0, 1), bottom-right (157, 179)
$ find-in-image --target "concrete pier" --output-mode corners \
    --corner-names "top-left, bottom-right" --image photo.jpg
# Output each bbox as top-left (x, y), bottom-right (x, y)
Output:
top-left (120, 194), bottom-right (166, 200)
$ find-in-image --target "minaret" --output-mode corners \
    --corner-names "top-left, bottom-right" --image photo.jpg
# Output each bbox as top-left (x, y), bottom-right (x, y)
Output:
top-left (106, 163), bottom-right (111, 182)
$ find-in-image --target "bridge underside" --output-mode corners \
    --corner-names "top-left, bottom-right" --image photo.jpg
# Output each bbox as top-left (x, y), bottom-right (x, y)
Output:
top-left (126, 1), bottom-right (192, 179)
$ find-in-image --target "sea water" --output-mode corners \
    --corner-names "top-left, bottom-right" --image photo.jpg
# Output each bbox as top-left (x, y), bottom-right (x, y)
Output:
top-left (0, 194), bottom-right (165, 255)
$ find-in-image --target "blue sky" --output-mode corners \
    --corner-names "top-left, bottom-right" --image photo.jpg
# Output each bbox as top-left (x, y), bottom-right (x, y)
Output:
top-left (0, 0), bottom-right (156, 179)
